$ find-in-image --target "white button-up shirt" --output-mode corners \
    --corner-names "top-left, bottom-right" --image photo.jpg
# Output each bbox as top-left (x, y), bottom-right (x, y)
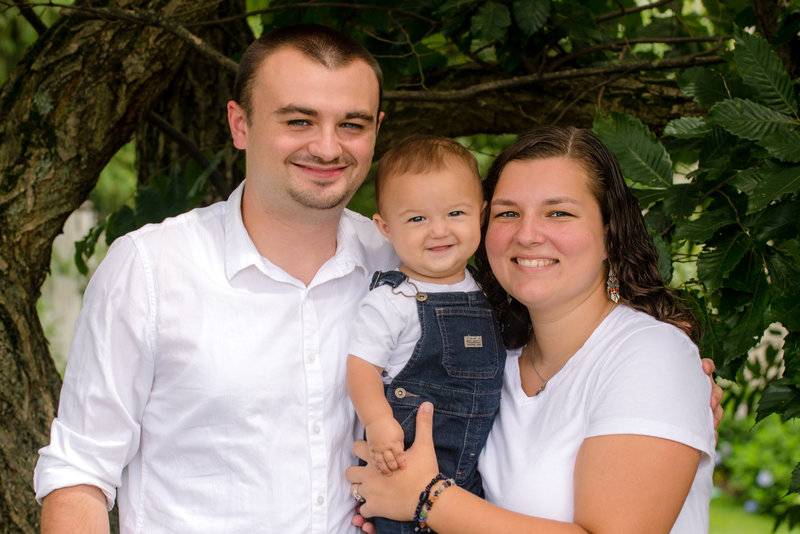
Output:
top-left (34, 183), bottom-right (398, 533)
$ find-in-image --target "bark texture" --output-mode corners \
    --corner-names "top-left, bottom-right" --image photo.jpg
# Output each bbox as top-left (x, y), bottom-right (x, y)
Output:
top-left (0, 1), bottom-right (223, 531)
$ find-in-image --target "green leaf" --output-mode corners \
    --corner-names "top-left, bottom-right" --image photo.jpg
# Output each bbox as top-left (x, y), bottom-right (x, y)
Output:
top-left (663, 116), bottom-right (711, 139)
top-left (756, 379), bottom-right (800, 423)
top-left (677, 67), bottom-right (731, 108)
top-left (630, 187), bottom-right (665, 209)
top-left (791, 462), bottom-right (800, 495)
top-left (769, 293), bottom-right (800, 331)
top-left (697, 231), bottom-right (751, 292)
top-left (750, 200), bottom-right (800, 242)
top-left (674, 207), bottom-right (737, 242)
top-left (760, 130), bottom-right (800, 162)
top-left (708, 98), bottom-right (797, 141)
top-left (662, 183), bottom-right (700, 219)
top-left (764, 243), bottom-right (800, 295)
top-left (593, 111), bottom-right (672, 188)
top-left (513, 0), bottom-right (549, 37)
top-left (471, 2), bottom-right (511, 43)
top-left (747, 161), bottom-right (800, 212)
top-left (73, 220), bottom-right (106, 276)
top-left (733, 27), bottom-right (799, 116)
top-left (105, 205), bottom-right (135, 245)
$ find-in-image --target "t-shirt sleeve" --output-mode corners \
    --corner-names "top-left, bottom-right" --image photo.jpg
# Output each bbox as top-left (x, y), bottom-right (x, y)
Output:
top-left (33, 235), bottom-right (155, 509)
top-left (348, 287), bottom-right (405, 369)
top-left (585, 324), bottom-right (716, 456)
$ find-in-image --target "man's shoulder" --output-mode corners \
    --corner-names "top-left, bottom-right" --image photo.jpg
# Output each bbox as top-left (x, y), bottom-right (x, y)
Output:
top-left (127, 200), bottom-right (226, 243)
top-left (340, 209), bottom-right (397, 271)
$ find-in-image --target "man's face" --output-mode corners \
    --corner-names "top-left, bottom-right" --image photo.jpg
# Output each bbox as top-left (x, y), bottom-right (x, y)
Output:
top-left (228, 46), bottom-right (382, 215)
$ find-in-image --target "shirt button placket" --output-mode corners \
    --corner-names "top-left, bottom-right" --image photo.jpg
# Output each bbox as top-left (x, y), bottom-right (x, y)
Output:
top-left (301, 290), bottom-right (327, 533)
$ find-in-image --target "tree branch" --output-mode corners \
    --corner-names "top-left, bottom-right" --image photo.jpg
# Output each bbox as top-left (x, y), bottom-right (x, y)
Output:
top-left (548, 36), bottom-right (728, 71)
top-left (182, 2), bottom-right (438, 27)
top-left (6, 1), bottom-right (239, 72)
top-left (384, 54), bottom-right (723, 102)
top-left (12, 0), bottom-right (47, 34)
top-left (596, 0), bottom-right (677, 22)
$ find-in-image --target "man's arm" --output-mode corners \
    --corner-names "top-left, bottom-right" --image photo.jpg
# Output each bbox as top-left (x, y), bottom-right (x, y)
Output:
top-left (41, 485), bottom-right (110, 534)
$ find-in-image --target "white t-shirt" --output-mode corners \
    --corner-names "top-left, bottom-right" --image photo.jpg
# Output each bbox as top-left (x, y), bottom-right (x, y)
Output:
top-left (348, 270), bottom-right (479, 382)
top-left (479, 305), bottom-right (715, 533)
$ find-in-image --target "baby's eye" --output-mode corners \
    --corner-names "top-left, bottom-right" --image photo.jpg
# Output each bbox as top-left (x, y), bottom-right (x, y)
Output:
top-left (448, 210), bottom-right (465, 217)
top-left (408, 216), bottom-right (425, 223)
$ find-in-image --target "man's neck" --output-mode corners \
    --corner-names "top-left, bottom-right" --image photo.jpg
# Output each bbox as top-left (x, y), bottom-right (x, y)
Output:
top-left (241, 192), bottom-right (342, 286)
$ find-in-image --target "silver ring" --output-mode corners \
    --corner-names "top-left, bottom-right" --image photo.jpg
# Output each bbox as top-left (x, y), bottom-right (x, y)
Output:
top-left (352, 483), bottom-right (365, 503)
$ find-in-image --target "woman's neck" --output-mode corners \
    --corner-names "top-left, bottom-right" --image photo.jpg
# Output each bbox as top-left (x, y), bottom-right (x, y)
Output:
top-left (527, 285), bottom-right (617, 374)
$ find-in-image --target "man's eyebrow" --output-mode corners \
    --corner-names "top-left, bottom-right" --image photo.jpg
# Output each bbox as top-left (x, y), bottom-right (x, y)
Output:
top-left (273, 105), bottom-right (374, 123)
top-left (344, 111), bottom-right (375, 122)
top-left (274, 105), bottom-right (317, 116)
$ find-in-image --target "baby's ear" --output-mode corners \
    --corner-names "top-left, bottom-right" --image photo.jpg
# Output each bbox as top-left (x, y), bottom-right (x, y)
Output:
top-left (372, 213), bottom-right (392, 241)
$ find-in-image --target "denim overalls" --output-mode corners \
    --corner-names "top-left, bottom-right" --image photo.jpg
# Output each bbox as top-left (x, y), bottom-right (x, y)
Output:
top-left (368, 270), bottom-right (506, 534)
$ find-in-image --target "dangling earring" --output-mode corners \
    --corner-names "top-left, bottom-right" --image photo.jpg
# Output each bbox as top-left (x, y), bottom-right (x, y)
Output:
top-left (507, 293), bottom-right (513, 304)
top-left (607, 267), bottom-right (620, 303)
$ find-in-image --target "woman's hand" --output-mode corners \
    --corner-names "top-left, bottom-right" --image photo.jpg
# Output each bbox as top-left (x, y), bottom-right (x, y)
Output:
top-left (701, 358), bottom-right (724, 439)
top-left (346, 402), bottom-right (440, 521)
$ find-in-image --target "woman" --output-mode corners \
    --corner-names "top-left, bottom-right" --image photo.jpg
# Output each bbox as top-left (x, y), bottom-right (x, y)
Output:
top-left (347, 126), bottom-right (716, 533)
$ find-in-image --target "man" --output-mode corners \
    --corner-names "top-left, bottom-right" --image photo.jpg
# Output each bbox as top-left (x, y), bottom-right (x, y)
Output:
top-left (35, 24), bottom-right (397, 533)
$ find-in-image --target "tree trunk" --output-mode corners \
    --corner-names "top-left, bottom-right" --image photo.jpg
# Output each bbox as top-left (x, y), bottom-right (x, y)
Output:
top-left (0, 1), bottom-right (223, 531)
top-left (134, 0), bottom-right (252, 197)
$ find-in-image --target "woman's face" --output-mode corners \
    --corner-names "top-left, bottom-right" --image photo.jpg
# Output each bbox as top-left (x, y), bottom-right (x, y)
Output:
top-left (485, 157), bottom-right (608, 314)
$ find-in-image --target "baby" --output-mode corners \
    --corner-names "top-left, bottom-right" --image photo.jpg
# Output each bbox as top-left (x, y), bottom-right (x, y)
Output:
top-left (346, 135), bottom-right (506, 533)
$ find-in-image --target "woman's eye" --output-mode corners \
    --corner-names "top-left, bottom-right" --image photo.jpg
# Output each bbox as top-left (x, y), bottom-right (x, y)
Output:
top-left (493, 210), bottom-right (518, 218)
top-left (548, 211), bottom-right (572, 218)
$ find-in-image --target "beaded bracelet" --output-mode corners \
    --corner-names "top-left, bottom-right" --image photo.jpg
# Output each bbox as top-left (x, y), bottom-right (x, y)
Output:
top-left (413, 473), bottom-right (446, 530)
top-left (414, 475), bottom-right (456, 533)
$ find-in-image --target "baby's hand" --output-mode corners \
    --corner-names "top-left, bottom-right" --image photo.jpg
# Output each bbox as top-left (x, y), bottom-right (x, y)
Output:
top-left (365, 417), bottom-right (406, 475)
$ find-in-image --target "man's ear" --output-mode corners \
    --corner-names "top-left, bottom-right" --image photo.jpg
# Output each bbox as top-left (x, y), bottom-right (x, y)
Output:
top-left (376, 110), bottom-right (385, 133)
top-left (227, 100), bottom-right (249, 150)
top-left (372, 213), bottom-right (392, 241)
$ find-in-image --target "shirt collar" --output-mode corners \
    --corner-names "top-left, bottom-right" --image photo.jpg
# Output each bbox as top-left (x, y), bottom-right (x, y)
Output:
top-left (223, 181), bottom-right (371, 285)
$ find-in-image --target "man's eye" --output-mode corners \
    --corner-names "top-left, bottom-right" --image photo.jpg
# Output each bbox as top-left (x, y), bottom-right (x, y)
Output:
top-left (287, 119), bottom-right (310, 127)
top-left (341, 122), bottom-right (365, 130)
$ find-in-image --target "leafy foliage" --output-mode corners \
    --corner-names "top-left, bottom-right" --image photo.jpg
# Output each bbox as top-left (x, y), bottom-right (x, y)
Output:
top-left (9, 0), bottom-right (795, 527)
top-left (594, 28), bottom-right (800, 529)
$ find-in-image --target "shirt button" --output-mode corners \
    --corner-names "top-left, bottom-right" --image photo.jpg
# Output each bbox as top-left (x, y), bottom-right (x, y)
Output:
top-left (317, 495), bottom-right (325, 505)
top-left (313, 423), bottom-right (321, 434)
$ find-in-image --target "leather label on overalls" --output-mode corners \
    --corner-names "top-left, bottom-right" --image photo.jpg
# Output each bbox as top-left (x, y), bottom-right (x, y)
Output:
top-left (463, 335), bottom-right (483, 348)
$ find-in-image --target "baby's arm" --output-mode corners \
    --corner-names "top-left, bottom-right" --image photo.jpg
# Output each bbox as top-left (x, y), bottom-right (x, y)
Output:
top-left (347, 355), bottom-right (406, 475)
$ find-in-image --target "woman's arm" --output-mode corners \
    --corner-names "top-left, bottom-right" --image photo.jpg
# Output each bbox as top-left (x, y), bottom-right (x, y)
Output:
top-left (348, 403), bottom-right (700, 534)
top-left (346, 354), bottom-right (406, 473)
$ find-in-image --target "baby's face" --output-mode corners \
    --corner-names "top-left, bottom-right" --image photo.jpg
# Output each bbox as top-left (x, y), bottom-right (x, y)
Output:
top-left (373, 163), bottom-right (485, 284)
